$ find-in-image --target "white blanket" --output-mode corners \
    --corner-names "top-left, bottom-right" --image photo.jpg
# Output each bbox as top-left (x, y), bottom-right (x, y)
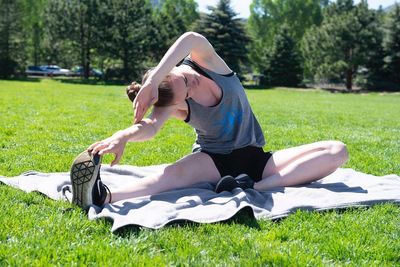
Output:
top-left (1, 165), bottom-right (399, 231)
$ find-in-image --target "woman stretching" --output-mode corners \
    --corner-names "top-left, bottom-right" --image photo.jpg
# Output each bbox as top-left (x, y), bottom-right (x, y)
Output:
top-left (70, 32), bottom-right (349, 209)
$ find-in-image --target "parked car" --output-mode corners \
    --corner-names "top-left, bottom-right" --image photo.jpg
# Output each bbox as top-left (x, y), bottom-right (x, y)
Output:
top-left (71, 66), bottom-right (103, 78)
top-left (25, 66), bottom-right (49, 76)
top-left (40, 65), bottom-right (72, 76)
top-left (26, 65), bottom-right (72, 76)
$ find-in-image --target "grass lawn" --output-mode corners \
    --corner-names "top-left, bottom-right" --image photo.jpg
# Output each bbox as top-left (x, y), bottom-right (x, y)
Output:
top-left (0, 79), bottom-right (399, 266)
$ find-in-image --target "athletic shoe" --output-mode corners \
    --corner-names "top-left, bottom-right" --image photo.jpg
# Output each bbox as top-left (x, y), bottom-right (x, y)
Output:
top-left (70, 150), bottom-right (109, 209)
top-left (92, 172), bottom-right (110, 206)
top-left (215, 174), bottom-right (255, 193)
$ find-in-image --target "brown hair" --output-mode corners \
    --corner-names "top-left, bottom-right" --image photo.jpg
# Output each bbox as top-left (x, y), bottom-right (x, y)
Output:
top-left (126, 68), bottom-right (174, 107)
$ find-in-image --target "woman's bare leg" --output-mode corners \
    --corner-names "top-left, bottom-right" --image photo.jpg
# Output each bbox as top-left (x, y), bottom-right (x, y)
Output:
top-left (107, 152), bottom-right (220, 203)
top-left (254, 141), bottom-right (349, 191)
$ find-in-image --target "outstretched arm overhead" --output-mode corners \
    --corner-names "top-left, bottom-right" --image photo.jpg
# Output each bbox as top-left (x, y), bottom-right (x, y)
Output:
top-left (133, 31), bottom-right (231, 123)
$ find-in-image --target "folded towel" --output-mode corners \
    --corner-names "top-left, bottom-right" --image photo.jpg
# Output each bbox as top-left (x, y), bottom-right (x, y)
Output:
top-left (1, 165), bottom-right (399, 231)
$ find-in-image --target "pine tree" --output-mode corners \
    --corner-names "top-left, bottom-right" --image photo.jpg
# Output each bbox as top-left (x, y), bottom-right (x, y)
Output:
top-left (160, 0), bottom-right (199, 28)
top-left (248, 0), bottom-right (325, 73)
top-left (302, 0), bottom-right (382, 90)
top-left (43, 0), bottom-right (99, 78)
top-left (383, 4), bottom-right (400, 88)
top-left (22, 0), bottom-right (47, 66)
top-left (0, 0), bottom-right (26, 78)
top-left (153, 0), bottom-right (199, 60)
top-left (195, 0), bottom-right (249, 74)
top-left (96, 0), bottom-right (156, 81)
top-left (362, 8), bottom-right (388, 91)
top-left (262, 25), bottom-right (302, 87)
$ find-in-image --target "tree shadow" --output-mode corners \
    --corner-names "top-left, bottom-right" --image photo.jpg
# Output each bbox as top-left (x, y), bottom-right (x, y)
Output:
top-left (320, 87), bottom-right (369, 94)
top-left (58, 78), bottom-right (126, 86)
top-left (317, 87), bottom-right (399, 94)
top-left (243, 84), bottom-right (399, 93)
top-left (1, 77), bottom-right (41, 82)
top-left (243, 84), bottom-right (273, 90)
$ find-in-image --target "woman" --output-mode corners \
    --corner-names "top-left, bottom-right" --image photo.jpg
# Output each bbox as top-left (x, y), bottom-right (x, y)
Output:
top-left (70, 32), bottom-right (349, 210)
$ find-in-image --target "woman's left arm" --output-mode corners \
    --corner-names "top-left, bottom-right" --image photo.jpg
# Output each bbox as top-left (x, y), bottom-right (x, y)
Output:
top-left (146, 32), bottom-right (223, 86)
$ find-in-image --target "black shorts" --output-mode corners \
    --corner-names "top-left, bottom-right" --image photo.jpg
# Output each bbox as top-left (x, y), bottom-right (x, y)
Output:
top-left (202, 146), bottom-right (273, 182)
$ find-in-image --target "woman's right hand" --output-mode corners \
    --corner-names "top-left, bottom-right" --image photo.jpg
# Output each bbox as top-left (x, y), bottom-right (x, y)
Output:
top-left (87, 131), bottom-right (128, 166)
top-left (133, 81), bottom-right (158, 123)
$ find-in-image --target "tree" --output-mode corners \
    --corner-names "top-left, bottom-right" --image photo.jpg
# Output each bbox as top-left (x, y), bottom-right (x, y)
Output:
top-left (70, 0), bottom-right (99, 79)
top-left (153, 0), bottom-right (199, 60)
top-left (42, 0), bottom-right (68, 67)
top-left (248, 0), bottom-right (326, 72)
top-left (44, 0), bottom-right (100, 78)
top-left (383, 4), bottom-right (400, 88)
top-left (262, 25), bottom-right (302, 87)
top-left (160, 0), bottom-right (199, 28)
top-left (301, 0), bottom-right (382, 90)
top-left (96, 0), bottom-right (157, 81)
top-left (194, 0), bottom-right (249, 74)
top-left (361, 8), bottom-right (388, 90)
top-left (22, 0), bottom-right (48, 66)
top-left (0, 0), bottom-right (27, 78)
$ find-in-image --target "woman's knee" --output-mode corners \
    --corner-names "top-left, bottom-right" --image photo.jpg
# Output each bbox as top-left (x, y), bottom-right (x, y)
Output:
top-left (163, 163), bottom-right (184, 180)
top-left (324, 140), bottom-right (349, 165)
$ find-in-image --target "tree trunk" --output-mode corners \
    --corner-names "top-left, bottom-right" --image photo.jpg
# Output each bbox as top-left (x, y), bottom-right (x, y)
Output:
top-left (84, 44), bottom-right (90, 79)
top-left (84, 30), bottom-right (90, 79)
top-left (84, 2), bottom-right (92, 80)
top-left (344, 47), bottom-right (353, 91)
top-left (33, 23), bottom-right (40, 66)
top-left (79, 7), bottom-right (85, 79)
top-left (1, 4), bottom-right (12, 78)
top-left (345, 68), bottom-right (353, 90)
top-left (123, 48), bottom-right (129, 82)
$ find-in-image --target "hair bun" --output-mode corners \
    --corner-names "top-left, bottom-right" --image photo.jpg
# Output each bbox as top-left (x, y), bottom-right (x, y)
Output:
top-left (126, 81), bottom-right (141, 102)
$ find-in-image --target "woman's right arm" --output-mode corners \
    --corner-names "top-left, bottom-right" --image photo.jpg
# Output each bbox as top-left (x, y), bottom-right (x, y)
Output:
top-left (88, 106), bottom-right (175, 166)
top-left (134, 31), bottom-right (229, 123)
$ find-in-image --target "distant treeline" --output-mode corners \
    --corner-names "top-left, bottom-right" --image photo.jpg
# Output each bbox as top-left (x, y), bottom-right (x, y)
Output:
top-left (0, 0), bottom-right (399, 90)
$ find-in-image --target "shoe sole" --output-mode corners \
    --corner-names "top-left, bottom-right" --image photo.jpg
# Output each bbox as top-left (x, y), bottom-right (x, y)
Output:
top-left (70, 150), bottom-right (102, 210)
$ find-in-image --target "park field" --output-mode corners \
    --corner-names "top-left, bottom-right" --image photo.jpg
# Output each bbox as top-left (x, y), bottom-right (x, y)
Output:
top-left (0, 79), bottom-right (399, 266)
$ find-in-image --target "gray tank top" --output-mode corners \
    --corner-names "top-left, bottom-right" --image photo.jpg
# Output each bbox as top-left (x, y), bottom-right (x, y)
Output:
top-left (183, 59), bottom-right (265, 154)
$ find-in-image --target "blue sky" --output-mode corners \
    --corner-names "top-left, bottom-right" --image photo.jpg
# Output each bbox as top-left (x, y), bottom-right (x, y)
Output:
top-left (196, 0), bottom-right (399, 18)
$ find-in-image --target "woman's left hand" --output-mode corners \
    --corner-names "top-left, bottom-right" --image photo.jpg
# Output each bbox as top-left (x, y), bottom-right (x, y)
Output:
top-left (133, 81), bottom-right (158, 123)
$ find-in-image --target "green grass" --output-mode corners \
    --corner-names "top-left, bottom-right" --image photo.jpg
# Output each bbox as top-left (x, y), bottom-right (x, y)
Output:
top-left (0, 79), bottom-right (399, 266)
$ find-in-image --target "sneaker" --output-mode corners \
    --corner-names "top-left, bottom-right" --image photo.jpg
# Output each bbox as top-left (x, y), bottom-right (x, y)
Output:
top-left (92, 172), bottom-right (110, 206)
top-left (215, 174), bottom-right (255, 193)
top-left (70, 150), bottom-right (109, 209)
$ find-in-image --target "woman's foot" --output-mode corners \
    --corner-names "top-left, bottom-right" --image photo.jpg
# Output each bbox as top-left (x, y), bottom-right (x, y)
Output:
top-left (215, 174), bottom-right (255, 193)
top-left (70, 150), bottom-right (110, 210)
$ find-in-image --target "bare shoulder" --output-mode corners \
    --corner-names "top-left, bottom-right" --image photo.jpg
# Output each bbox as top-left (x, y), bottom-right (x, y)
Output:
top-left (171, 101), bottom-right (189, 121)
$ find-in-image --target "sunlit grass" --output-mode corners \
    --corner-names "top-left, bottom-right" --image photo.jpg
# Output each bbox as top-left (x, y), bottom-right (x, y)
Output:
top-left (0, 79), bottom-right (399, 266)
